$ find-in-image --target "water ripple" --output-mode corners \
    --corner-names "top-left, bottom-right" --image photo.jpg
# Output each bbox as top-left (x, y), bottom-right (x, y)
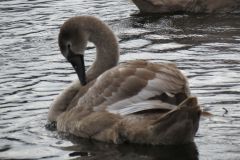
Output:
top-left (0, 0), bottom-right (240, 159)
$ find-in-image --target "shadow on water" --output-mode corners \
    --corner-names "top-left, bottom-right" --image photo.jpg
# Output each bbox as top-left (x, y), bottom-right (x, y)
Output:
top-left (58, 135), bottom-right (199, 160)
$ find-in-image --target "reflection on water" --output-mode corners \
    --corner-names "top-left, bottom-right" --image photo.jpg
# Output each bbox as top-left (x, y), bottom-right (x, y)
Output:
top-left (59, 136), bottom-right (198, 160)
top-left (0, 0), bottom-right (240, 159)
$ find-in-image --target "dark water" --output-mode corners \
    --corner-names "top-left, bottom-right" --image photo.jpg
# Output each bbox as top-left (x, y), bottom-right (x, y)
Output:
top-left (0, 0), bottom-right (240, 159)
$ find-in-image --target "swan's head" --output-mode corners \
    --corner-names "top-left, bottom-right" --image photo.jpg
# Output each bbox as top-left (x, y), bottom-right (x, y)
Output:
top-left (58, 16), bottom-right (119, 85)
top-left (58, 17), bottom-right (90, 86)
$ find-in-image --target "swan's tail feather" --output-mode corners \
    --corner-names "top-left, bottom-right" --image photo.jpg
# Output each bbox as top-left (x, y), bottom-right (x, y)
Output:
top-left (201, 110), bottom-right (213, 117)
top-left (150, 97), bottom-right (201, 144)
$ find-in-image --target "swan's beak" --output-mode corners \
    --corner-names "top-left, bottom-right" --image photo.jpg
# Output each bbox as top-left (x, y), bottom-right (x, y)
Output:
top-left (67, 52), bottom-right (87, 86)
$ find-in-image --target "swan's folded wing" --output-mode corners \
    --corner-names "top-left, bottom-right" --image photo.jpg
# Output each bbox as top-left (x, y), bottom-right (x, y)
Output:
top-left (77, 61), bottom-right (190, 113)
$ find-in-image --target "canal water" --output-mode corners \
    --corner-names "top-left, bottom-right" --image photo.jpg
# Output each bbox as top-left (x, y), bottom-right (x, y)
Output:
top-left (0, 0), bottom-right (240, 159)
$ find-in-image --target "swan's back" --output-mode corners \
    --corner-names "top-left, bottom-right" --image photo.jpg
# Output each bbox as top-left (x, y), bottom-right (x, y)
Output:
top-left (72, 60), bottom-right (190, 115)
top-left (132, 0), bottom-right (240, 13)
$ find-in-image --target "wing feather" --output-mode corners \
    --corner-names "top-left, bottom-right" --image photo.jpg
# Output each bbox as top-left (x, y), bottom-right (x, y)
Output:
top-left (109, 100), bottom-right (177, 116)
top-left (77, 60), bottom-right (189, 114)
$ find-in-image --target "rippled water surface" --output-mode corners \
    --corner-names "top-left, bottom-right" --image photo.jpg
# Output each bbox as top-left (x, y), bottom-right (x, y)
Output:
top-left (0, 0), bottom-right (240, 159)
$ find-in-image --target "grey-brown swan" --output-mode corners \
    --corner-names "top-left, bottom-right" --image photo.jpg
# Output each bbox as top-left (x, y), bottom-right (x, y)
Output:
top-left (130, 0), bottom-right (240, 13)
top-left (48, 16), bottom-right (201, 145)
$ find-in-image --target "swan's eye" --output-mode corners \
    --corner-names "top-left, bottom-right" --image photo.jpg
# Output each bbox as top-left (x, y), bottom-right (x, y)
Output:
top-left (67, 43), bottom-right (71, 49)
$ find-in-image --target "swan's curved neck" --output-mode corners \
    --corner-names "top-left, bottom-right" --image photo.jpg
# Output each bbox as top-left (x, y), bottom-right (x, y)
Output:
top-left (86, 21), bottom-right (119, 82)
